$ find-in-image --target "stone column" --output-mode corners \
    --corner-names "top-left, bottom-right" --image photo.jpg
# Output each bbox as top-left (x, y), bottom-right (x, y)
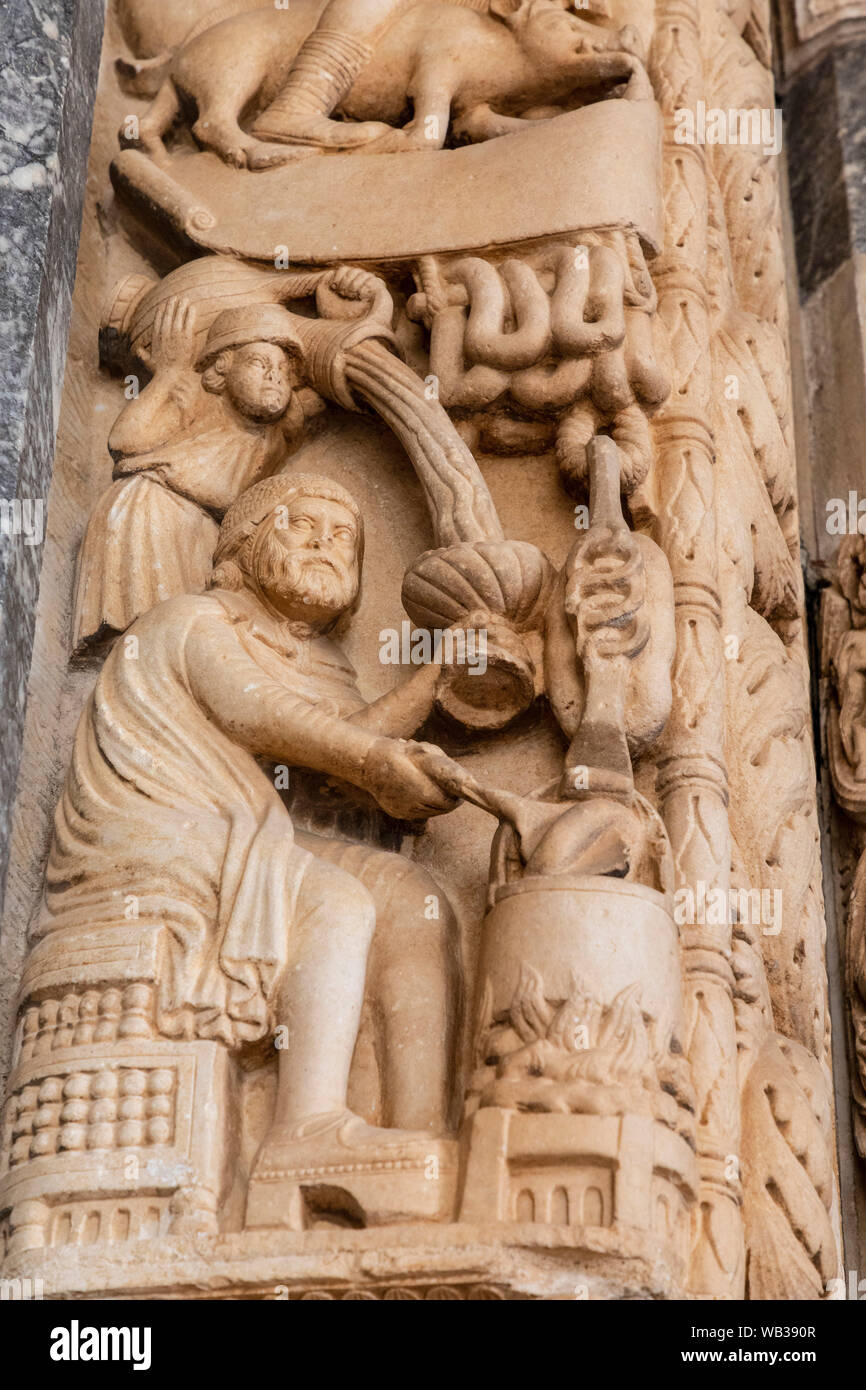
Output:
top-left (778, 0), bottom-right (866, 1281)
top-left (651, 0), bottom-right (742, 1298)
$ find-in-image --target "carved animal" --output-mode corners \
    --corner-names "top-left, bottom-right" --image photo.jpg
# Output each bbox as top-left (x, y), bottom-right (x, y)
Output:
top-left (130, 0), bottom-right (648, 169)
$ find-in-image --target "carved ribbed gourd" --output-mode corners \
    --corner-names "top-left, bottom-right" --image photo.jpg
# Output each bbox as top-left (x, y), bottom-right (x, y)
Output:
top-left (401, 540), bottom-right (554, 634)
top-left (402, 540), bottom-right (555, 730)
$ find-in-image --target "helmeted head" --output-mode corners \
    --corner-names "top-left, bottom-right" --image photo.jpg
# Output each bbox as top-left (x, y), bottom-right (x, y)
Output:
top-left (212, 473), bottom-right (364, 630)
top-left (201, 304), bottom-right (305, 422)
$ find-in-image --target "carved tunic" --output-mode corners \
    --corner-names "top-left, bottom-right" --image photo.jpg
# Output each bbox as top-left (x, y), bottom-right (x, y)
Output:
top-left (38, 588), bottom-right (371, 1047)
top-left (73, 395), bottom-right (289, 644)
top-left (114, 397), bottom-right (288, 513)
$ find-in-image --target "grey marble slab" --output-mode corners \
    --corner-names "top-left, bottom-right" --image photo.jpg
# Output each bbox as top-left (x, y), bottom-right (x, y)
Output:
top-left (0, 0), bottom-right (103, 911)
top-left (785, 37), bottom-right (866, 299)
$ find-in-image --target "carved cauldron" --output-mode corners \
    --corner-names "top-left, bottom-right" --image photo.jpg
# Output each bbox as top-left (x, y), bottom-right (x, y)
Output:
top-left (459, 869), bottom-right (697, 1278)
top-left (477, 874), bottom-right (684, 1058)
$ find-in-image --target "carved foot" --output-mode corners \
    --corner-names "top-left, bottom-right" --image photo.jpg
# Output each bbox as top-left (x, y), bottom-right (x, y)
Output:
top-left (190, 119), bottom-right (263, 169)
top-left (248, 113), bottom-right (393, 151)
top-left (254, 1108), bottom-right (433, 1164)
top-left (246, 1111), bottom-right (457, 1230)
top-left (244, 141), bottom-right (322, 170)
top-left (218, 146), bottom-right (252, 170)
top-left (359, 123), bottom-right (441, 156)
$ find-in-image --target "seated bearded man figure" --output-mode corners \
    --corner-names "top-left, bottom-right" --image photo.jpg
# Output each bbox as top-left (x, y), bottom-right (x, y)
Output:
top-left (39, 472), bottom-right (466, 1202)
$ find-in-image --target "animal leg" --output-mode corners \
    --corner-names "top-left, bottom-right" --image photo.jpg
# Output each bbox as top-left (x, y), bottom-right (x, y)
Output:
top-left (192, 108), bottom-right (258, 168)
top-left (452, 104), bottom-right (542, 144)
top-left (125, 78), bottom-right (181, 163)
top-left (359, 79), bottom-right (451, 155)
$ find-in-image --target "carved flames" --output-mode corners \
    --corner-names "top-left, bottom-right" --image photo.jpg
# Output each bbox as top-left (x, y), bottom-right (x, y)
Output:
top-left (470, 965), bottom-right (686, 1127)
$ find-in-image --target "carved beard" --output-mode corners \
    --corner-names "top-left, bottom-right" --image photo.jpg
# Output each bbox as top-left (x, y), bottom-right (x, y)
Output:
top-left (254, 533), bottom-right (358, 621)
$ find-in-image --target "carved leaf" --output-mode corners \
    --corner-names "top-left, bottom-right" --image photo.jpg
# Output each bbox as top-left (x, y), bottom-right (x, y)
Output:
top-left (741, 1035), bottom-right (839, 1299)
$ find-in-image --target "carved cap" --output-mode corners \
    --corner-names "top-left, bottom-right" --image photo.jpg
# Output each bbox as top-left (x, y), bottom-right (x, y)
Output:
top-left (201, 304), bottom-right (306, 367)
top-left (214, 473), bottom-right (364, 568)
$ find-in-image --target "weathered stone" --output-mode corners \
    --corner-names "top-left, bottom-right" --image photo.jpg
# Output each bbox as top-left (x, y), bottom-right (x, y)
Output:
top-left (0, 0), bottom-right (103, 912)
top-left (0, 0), bottom-right (849, 1303)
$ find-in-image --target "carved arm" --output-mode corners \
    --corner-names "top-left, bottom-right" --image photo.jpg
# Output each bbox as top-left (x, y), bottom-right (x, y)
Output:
top-left (108, 294), bottom-right (201, 461)
top-left (350, 663), bottom-right (442, 738)
top-left (184, 612), bottom-right (457, 819)
top-left (107, 367), bottom-right (200, 462)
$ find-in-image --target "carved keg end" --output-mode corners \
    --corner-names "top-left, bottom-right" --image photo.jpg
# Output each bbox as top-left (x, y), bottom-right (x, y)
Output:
top-left (435, 623), bottom-right (537, 732)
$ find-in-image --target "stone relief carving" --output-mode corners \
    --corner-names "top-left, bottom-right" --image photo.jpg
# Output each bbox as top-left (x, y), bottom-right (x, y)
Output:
top-left (73, 296), bottom-right (310, 648)
top-left (823, 538), bottom-right (866, 1159)
top-left (781, 0), bottom-right (866, 44)
top-left (122, 0), bottom-right (651, 168)
top-left (0, 0), bottom-right (842, 1300)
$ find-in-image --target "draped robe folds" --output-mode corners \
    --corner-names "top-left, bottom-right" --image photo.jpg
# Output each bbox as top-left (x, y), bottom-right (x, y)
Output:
top-left (73, 392), bottom-right (288, 643)
top-left (39, 590), bottom-right (372, 1047)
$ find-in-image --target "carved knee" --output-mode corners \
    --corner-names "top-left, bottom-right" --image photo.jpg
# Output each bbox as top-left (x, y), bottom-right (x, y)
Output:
top-left (302, 858), bottom-right (377, 950)
top-left (373, 860), bottom-right (459, 977)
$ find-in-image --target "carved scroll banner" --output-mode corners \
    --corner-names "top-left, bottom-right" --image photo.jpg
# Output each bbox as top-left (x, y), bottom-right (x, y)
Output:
top-left (111, 101), bottom-right (664, 263)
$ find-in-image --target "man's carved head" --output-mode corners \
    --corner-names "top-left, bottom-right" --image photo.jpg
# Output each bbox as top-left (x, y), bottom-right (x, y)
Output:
top-left (212, 473), bottom-right (364, 629)
top-left (201, 304), bottom-right (305, 422)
